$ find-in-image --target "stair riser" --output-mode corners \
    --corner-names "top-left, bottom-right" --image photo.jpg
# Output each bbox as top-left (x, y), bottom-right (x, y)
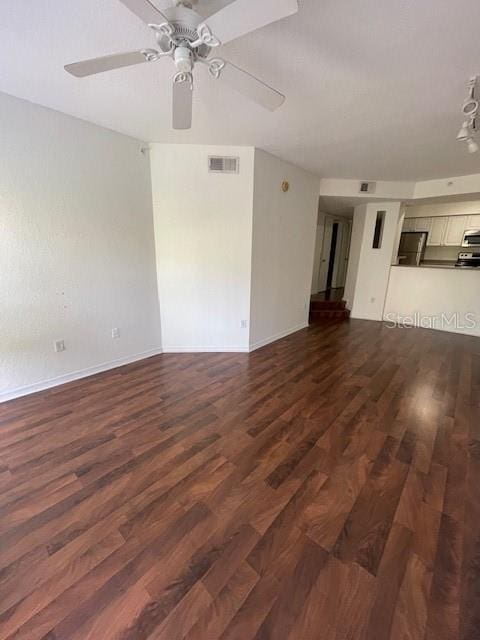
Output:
top-left (310, 300), bottom-right (346, 311)
top-left (309, 310), bottom-right (350, 322)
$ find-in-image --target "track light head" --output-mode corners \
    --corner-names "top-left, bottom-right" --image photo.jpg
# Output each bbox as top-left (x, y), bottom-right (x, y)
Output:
top-left (457, 121), bottom-right (471, 141)
top-left (467, 137), bottom-right (479, 154)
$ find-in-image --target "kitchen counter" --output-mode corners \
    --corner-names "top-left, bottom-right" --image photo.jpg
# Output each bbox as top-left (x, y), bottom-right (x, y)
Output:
top-left (392, 262), bottom-right (479, 271)
top-left (384, 265), bottom-right (480, 338)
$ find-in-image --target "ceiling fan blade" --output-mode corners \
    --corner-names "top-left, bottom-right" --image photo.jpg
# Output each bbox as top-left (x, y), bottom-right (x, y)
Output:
top-left (203, 0), bottom-right (298, 45)
top-left (218, 61), bottom-right (285, 111)
top-left (118, 0), bottom-right (170, 25)
top-left (65, 51), bottom-right (152, 77)
top-left (173, 80), bottom-right (193, 130)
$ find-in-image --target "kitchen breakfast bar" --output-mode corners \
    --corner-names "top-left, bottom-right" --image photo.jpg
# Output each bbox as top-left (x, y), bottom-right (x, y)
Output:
top-left (384, 263), bottom-right (480, 337)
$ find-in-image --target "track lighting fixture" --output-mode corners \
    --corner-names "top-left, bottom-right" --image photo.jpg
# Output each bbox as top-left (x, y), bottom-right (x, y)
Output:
top-left (457, 120), bottom-right (471, 141)
top-left (457, 77), bottom-right (479, 153)
top-left (467, 137), bottom-right (479, 154)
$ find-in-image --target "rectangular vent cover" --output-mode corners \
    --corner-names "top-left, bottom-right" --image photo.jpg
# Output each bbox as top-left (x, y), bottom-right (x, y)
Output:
top-left (208, 156), bottom-right (240, 174)
top-left (359, 181), bottom-right (376, 194)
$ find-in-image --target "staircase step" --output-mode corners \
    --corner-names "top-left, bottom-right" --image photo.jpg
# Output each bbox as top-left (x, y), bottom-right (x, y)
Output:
top-left (309, 308), bottom-right (350, 323)
top-left (310, 299), bottom-right (346, 311)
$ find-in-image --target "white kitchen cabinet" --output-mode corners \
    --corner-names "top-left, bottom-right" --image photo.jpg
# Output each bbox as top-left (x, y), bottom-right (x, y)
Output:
top-left (444, 216), bottom-right (468, 246)
top-left (427, 217), bottom-right (449, 246)
top-left (413, 217), bottom-right (432, 233)
top-left (402, 218), bottom-right (415, 231)
top-left (467, 215), bottom-right (480, 229)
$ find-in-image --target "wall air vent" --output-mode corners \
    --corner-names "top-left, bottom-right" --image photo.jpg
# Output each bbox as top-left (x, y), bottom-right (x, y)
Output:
top-left (208, 156), bottom-right (240, 174)
top-left (359, 181), bottom-right (376, 194)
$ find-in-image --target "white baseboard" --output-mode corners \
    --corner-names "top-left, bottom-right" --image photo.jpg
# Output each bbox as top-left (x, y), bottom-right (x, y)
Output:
top-left (249, 323), bottom-right (308, 352)
top-left (0, 348), bottom-right (163, 404)
top-left (161, 346), bottom-right (250, 353)
top-left (2, 326), bottom-right (308, 403)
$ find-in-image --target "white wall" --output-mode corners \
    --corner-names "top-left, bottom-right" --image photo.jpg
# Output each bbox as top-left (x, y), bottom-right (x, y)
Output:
top-left (413, 174), bottom-right (480, 200)
top-left (249, 149), bottom-right (319, 350)
top-left (319, 178), bottom-right (415, 201)
top-left (150, 146), bottom-right (318, 353)
top-left (344, 202), bottom-right (402, 321)
top-left (150, 144), bottom-right (255, 352)
top-left (384, 266), bottom-right (480, 338)
top-left (0, 92), bottom-right (161, 401)
top-left (343, 204), bottom-right (366, 312)
top-left (319, 175), bottom-right (480, 203)
top-left (405, 200), bottom-right (480, 218)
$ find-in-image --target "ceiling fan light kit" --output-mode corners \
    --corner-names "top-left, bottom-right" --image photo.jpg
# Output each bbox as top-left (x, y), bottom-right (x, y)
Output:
top-left (64, 0), bottom-right (299, 130)
top-left (457, 76), bottom-right (480, 153)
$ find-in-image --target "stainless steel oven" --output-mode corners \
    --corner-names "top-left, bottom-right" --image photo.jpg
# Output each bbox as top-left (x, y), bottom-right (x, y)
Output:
top-left (462, 229), bottom-right (480, 247)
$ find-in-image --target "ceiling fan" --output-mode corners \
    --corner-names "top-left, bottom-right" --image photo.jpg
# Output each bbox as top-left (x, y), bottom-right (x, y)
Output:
top-left (65, 0), bottom-right (298, 129)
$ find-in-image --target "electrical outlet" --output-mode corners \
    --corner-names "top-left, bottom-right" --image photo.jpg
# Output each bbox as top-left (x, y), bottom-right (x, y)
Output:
top-left (240, 320), bottom-right (248, 329)
top-left (111, 328), bottom-right (120, 339)
top-left (54, 340), bottom-right (65, 353)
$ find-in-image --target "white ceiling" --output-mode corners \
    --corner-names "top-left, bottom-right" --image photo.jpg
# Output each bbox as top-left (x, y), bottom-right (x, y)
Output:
top-left (2, 0), bottom-right (480, 181)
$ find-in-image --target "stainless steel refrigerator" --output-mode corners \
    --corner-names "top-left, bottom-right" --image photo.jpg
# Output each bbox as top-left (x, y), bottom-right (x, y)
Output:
top-left (397, 232), bottom-right (427, 266)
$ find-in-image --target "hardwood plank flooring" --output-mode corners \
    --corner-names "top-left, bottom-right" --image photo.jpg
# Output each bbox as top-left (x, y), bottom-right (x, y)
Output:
top-left (1, 319), bottom-right (479, 639)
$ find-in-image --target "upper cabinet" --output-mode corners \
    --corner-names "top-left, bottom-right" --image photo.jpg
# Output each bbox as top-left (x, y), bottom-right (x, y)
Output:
top-left (402, 214), bottom-right (474, 246)
top-left (402, 218), bottom-right (415, 231)
top-left (444, 216), bottom-right (468, 246)
top-left (467, 215), bottom-right (480, 229)
top-left (402, 214), bottom-right (480, 247)
top-left (403, 217), bottom-right (433, 232)
top-left (427, 217), bottom-right (449, 246)
top-left (413, 217), bottom-right (432, 233)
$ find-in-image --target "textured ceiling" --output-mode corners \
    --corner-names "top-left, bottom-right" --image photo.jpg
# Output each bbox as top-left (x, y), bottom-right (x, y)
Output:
top-left (2, 0), bottom-right (480, 180)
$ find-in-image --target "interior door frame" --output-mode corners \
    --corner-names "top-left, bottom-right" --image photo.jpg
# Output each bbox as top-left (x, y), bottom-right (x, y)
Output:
top-left (317, 214), bottom-right (352, 292)
top-left (317, 215), bottom-right (334, 293)
top-left (335, 220), bottom-right (352, 288)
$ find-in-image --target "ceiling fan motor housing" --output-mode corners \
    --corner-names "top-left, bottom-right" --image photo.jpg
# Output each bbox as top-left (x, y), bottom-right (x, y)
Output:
top-left (174, 46), bottom-right (193, 73)
top-left (155, 5), bottom-right (210, 60)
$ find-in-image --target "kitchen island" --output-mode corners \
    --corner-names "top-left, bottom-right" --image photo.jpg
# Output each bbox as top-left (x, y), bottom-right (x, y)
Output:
top-left (383, 265), bottom-right (480, 337)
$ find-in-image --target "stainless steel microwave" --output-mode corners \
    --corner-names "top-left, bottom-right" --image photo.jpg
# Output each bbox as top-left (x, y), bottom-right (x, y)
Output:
top-left (462, 229), bottom-right (480, 247)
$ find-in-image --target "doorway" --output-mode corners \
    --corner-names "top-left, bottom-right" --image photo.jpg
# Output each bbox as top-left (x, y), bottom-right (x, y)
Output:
top-left (313, 214), bottom-right (352, 294)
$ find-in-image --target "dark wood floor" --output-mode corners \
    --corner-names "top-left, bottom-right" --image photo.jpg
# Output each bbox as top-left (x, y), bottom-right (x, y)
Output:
top-left (1, 320), bottom-right (479, 640)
